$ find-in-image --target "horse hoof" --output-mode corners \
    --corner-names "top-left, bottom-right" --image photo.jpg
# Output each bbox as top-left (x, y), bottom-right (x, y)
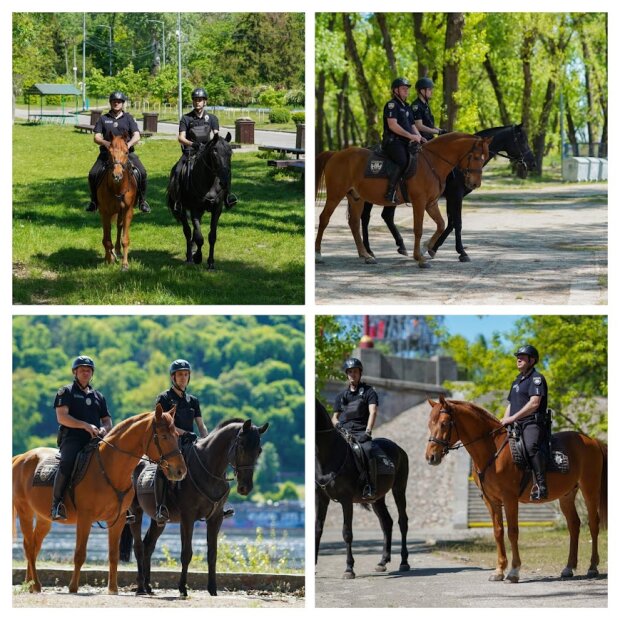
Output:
top-left (364, 256), bottom-right (377, 264)
top-left (121, 264), bottom-right (129, 272)
top-left (399, 563), bottom-right (410, 572)
top-left (107, 589), bottom-right (119, 595)
top-left (587, 569), bottom-right (599, 579)
top-left (315, 252), bottom-right (325, 264)
top-left (375, 564), bottom-right (387, 572)
top-left (426, 249), bottom-right (436, 259)
top-left (418, 260), bottom-right (431, 269)
top-left (561, 567), bottom-right (574, 579)
top-left (488, 572), bottom-right (504, 582)
top-left (192, 255), bottom-right (203, 265)
top-left (458, 253), bottom-right (471, 263)
top-left (397, 246), bottom-right (409, 257)
top-left (505, 572), bottom-right (519, 584)
top-left (136, 590), bottom-right (149, 596)
top-left (342, 571), bottom-right (356, 580)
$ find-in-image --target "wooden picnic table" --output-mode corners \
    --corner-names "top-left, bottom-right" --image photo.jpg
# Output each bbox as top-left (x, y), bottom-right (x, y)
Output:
top-left (28, 113), bottom-right (77, 125)
top-left (258, 145), bottom-right (305, 159)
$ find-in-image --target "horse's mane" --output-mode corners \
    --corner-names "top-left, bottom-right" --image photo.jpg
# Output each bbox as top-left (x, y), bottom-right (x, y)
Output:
top-left (476, 125), bottom-right (512, 138)
top-left (213, 417), bottom-right (245, 430)
top-left (450, 400), bottom-right (502, 427)
top-left (105, 410), bottom-right (175, 441)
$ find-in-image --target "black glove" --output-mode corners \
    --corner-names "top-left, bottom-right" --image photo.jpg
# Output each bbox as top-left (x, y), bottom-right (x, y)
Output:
top-left (335, 422), bottom-right (342, 430)
top-left (192, 141), bottom-right (202, 150)
top-left (438, 128), bottom-right (449, 136)
top-left (364, 430), bottom-right (372, 441)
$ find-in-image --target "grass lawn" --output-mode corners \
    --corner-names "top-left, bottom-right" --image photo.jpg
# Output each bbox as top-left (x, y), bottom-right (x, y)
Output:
top-left (13, 124), bottom-right (304, 305)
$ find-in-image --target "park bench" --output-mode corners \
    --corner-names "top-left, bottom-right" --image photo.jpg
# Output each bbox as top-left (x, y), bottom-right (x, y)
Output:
top-left (258, 145), bottom-right (305, 159)
top-left (29, 113), bottom-right (77, 125)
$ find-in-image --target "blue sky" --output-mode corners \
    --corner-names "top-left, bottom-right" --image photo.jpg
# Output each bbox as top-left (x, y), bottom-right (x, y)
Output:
top-left (443, 315), bottom-right (525, 343)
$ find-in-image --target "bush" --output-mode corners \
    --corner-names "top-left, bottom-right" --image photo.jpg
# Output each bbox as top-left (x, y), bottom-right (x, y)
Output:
top-left (291, 112), bottom-right (305, 125)
top-left (269, 107), bottom-right (291, 124)
top-left (285, 89), bottom-right (305, 106)
top-left (258, 86), bottom-right (286, 108)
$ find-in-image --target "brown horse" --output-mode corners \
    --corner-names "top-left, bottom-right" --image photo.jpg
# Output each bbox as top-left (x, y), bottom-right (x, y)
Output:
top-left (315, 133), bottom-right (492, 268)
top-left (97, 134), bottom-right (138, 270)
top-left (12, 404), bottom-right (187, 594)
top-left (425, 396), bottom-right (607, 582)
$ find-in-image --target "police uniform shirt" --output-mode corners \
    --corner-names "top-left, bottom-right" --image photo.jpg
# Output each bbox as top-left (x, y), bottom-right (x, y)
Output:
top-left (410, 97), bottom-right (435, 140)
top-left (156, 388), bottom-right (202, 433)
top-left (334, 382), bottom-right (379, 433)
top-left (383, 97), bottom-right (413, 143)
top-left (507, 369), bottom-right (548, 423)
top-left (53, 381), bottom-right (110, 437)
top-left (94, 111), bottom-right (139, 153)
top-left (179, 109), bottom-right (220, 144)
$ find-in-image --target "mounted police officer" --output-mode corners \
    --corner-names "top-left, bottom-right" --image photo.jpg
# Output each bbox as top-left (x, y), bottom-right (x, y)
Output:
top-left (501, 345), bottom-right (549, 500)
top-left (86, 91), bottom-right (151, 213)
top-left (52, 356), bottom-right (112, 520)
top-left (332, 358), bottom-right (379, 499)
top-left (170, 87), bottom-right (237, 213)
top-left (410, 77), bottom-right (447, 141)
top-left (382, 77), bottom-right (424, 204)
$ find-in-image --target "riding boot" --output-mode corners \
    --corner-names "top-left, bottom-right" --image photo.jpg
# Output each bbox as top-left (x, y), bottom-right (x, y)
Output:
top-left (139, 200), bottom-right (151, 213)
top-left (154, 468), bottom-right (170, 525)
top-left (224, 193), bottom-right (238, 210)
top-left (362, 458), bottom-right (378, 500)
top-left (51, 470), bottom-right (70, 520)
top-left (529, 452), bottom-right (548, 501)
top-left (222, 504), bottom-right (235, 519)
top-left (86, 175), bottom-right (98, 212)
top-left (384, 167), bottom-right (402, 204)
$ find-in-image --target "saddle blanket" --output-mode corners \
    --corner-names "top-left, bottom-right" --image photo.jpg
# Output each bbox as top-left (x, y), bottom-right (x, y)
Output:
top-left (136, 463), bottom-right (158, 494)
top-left (363, 144), bottom-right (419, 180)
top-left (509, 435), bottom-right (570, 474)
top-left (32, 441), bottom-right (99, 488)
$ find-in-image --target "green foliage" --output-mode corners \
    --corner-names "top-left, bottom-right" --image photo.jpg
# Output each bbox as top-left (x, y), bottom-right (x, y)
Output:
top-left (441, 315), bottom-right (607, 436)
top-left (315, 316), bottom-right (362, 399)
top-left (12, 316), bottom-right (305, 475)
top-left (291, 112), bottom-right (305, 124)
top-left (269, 107), bottom-right (291, 123)
top-left (258, 87), bottom-right (287, 108)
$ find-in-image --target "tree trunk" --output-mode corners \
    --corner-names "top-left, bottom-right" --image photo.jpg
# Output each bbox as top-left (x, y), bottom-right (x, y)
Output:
top-left (316, 70), bottom-right (326, 153)
top-left (532, 79), bottom-right (556, 173)
top-left (342, 14), bottom-right (381, 145)
top-left (520, 30), bottom-right (535, 135)
top-left (598, 96), bottom-right (608, 157)
top-left (565, 104), bottom-right (580, 156)
top-left (376, 13), bottom-right (397, 78)
top-left (483, 53), bottom-right (511, 126)
top-left (412, 14), bottom-right (430, 80)
top-left (580, 38), bottom-right (596, 156)
top-left (442, 12), bottom-right (464, 130)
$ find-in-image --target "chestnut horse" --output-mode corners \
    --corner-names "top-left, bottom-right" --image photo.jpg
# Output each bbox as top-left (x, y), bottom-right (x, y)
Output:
top-left (12, 404), bottom-right (187, 594)
top-left (315, 133), bottom-right (492, 268)
top-left (426, 396), bottom-right (607, 582)
top-left (97, 134), bottom-right (138, 270)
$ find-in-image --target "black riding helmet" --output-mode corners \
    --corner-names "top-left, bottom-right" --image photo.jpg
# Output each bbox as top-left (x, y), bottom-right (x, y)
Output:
top-left (109, 91), bottom-right (126, 102)
top-left (514, 345), bottom-right (539, 363)
top-left (170, 359), bottom-right (191, 389)
top-left (391, 77), bottom-right (411, 91)
top-left (343, 357), bottom-right (363, 374)
top-left (72, 355), bottom-right (95, 373)
top-left (415, 77), bottom-right (434, 91)
top-left (191, 87), bottom-right (208, 100)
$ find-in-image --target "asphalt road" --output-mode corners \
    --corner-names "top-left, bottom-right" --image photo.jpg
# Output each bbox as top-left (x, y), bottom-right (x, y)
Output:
top-left (315, 529), bottom-right (607, 608)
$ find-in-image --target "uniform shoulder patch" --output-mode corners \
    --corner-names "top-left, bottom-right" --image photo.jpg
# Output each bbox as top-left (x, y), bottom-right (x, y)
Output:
top-left (411, 105), bottom-right (418, 111)
top-left (387, 102), bottom-right (395, 109)
top-left (57, 387), bottom-right (65, 396)
top-left (533, 377), bottom-right (542, 385)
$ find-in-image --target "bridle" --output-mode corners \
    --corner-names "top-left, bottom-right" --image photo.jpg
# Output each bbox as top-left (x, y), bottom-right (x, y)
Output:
top-left (421, 137), bottom-right (487, 190)
top-left (488, 125), bottom-right (534, 171)
top-left (315, 425), bottom-right (351, 496)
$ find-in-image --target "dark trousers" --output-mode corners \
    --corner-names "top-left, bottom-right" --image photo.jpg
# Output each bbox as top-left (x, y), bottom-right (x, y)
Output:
top-left (519, 419), bottom-right (546, 459)
top-left (88, 152), bottom-right (148, 203)
top-left (59, 434), bottom-right (89, 476)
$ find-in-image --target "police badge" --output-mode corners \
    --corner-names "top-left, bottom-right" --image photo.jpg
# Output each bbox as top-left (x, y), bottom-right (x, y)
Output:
top-left (370, 161), bottom-right (383, 174)
top-left (533, 377), bottom-right (542, 385)
top-left (86, 398), bottom-right (92, 406)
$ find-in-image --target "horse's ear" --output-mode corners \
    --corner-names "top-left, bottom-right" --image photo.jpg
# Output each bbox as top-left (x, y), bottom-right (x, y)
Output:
top-left (242, 419), bottom-right (252, 433)
top-left (225, 131), bottom-right (232, 143)
top-left (169, 405), bottom-right (177, 418)
top-left (258, 422), bottom-right (269, 434)
top-left (155, 402), bottom-right (163, 418)
top-left (439, 394), bottom-right (448, 407)
top-left (428, 399), bottom-right (438, 407)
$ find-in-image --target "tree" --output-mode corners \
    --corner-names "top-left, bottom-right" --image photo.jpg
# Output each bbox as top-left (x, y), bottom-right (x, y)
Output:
top-left (255, 442), bottom-right (280, 494)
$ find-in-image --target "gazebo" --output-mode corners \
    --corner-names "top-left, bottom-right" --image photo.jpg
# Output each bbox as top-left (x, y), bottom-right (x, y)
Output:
top-left (26, 83), bottom-right (81, 124)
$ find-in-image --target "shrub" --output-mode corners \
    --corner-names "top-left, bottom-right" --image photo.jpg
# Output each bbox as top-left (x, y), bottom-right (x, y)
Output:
top-left (269, 107), bottom-right (291, 124)
top-left (291, 112), bottom-right (305, 124)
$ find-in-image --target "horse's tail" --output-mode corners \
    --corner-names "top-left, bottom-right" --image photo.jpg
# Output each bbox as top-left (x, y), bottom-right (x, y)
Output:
top-left (596, 439), bottom-right (608, 530)
top-left (12, 504), bottom-right (17, 540)
top-left (316, 151), bottom-right (335, 198)
top-left (119, 523), bottom-right (133, 562)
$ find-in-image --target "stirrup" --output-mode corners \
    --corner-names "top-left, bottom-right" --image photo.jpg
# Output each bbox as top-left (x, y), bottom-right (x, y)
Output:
top-left (223, 508), bottom-right (235, 519)
top-left (362, 485), bottom-right (375, 500)
top-left (530, 483), bottom-right (548, 501)
top-left (225, 194), bottom-right (238, 210)
top-left (384, 189), bottom-right (397, 204)
top-left (51, 501), bottom-right (67, 521)
top-left (154, 505), bottom-right (170, 525)
top-left (126, 511), bottom-right (136, 524)
top-left (139, 201), bottom-right (151, 213)
top-left (85, 201), bottom-right (98, 212)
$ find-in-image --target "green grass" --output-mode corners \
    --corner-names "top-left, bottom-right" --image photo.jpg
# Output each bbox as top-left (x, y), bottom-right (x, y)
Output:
top-left (13, 123), bottom-right (304, 305)
top-left (432, 526), bottom-right (608, 574)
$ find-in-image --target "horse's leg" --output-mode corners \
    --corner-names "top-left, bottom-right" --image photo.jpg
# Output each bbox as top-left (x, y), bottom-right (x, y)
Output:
top-left (341, 499), bottom-right (355, 579)
top-left (68, 514), bottom-right (92, 593)
top-left (191, 215), bottom-right (205, 265)
top-left (16, 506), bottom-right (45, 592)
top-left (392, 471), bottom-right (410, 571)
top-left (371, 497), bottom-right (393, 572)
top-left (128, 506), bottom-right (149, 595)
top-left (424, 200), bottom-right (445, 258)
top-left (484, 497), bottom-right (507, 581)
top-left (178, 515), bottom-right (196, 598)
top-left (142, 518), bottom-right (166, 594)
top-left (30, 517), bottom-right (52, 591)
top-left (346, 194), bottom-right (376, 263)
top-left (315, 196), bottom-right (344, 262)
top-left (452, 197), bottom-right (470, 262)
top-left (206, 208), bottom-right (222, 270)
top-left (578, 468), bottom-right (603, 578)
top-left (120, 205), bottom-right (133, 271)
top-left (361, 202), bottom-right (374, 256)
top-left (180, 213), bottom-right (193, 263)
top-left (381, 207), bottom-right (407, 255)
top-left (100, 212), bottom-right (115, 264)
top-left (206, 511), bottom-right (225, 596)
top-left (410, 200), bottom-right (428, 268)
top-left (503, 498), bottom-right (522, 583)
top-left (315, 488), bottom-right (329, 565)
top-left (558, 486), bottom-right (580, 578)
top-left (106, 516), bottom-right (126, 594)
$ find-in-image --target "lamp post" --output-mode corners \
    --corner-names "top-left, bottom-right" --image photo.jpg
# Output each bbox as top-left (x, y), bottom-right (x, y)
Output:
top-left (96, 24), bottom-right (112, 76)
top-left (148, 19), bottom-right (165, 69)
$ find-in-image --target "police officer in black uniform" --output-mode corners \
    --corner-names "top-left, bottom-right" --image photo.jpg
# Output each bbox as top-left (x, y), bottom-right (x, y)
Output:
top-left (170, 87), bottom-right (237, 212)
top-left (382, 77), bottom-right (424, 204)
top-left (410, 77), bottom-right (448, 141)
top-left (501, 345), bottom-right (549, 500)
top-left (52, 356), bottom-right (112, 520)
top-left (332, 358), bottom-right (380, 499)
top-left (86, 91), bottom-right (151, 213)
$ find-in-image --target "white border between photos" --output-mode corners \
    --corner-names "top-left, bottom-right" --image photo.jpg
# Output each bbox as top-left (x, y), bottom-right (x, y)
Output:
top-left (2, 1), bottom-right (617, 618)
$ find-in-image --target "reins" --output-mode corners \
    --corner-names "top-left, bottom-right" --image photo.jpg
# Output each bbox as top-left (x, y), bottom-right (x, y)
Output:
top-left (315, 425), bottom-right (351, 497)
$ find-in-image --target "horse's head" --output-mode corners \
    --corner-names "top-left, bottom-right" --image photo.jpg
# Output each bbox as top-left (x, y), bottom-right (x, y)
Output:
top-left (511, 124), bottom-right (537, 178)
top-left (459, 136), bottom-right (492, 190)
top-left (147, 403), bottom-right (187, 481)
top-left (202, 131), bottom-right (233, 205)
top-left (425, 395), bottom-right (459, 466)
top-left (107, 134), bottom-right (131, 183)
top-left (231, 419), bottom-right (269, 495)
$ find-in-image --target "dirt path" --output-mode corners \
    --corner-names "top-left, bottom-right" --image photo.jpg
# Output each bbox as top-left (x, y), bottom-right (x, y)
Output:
top-left (315, 184), bottom-right (607, 305)
top-left (315, 529), bottom-right (607, 608)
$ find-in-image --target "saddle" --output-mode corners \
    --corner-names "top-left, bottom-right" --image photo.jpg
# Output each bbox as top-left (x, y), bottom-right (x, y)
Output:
top-left (341, 430), bottom-right (395, 488)
top-left (32, 439), bottom-right (100, 490)
top-left (364, 143), bottom-right (420, 181)
top-left (508, 429), bottom-right (570, 475)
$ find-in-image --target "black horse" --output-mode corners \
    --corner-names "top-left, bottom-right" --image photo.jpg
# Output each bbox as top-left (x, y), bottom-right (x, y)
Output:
top-left (120, 418), bottom-right (268, 597)
top-left (167, 132), bottom-right (233, 270)
top-left (361, 124), bottom-right (536, 262)
top-left (315, 399), bottom-right (409, 579)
